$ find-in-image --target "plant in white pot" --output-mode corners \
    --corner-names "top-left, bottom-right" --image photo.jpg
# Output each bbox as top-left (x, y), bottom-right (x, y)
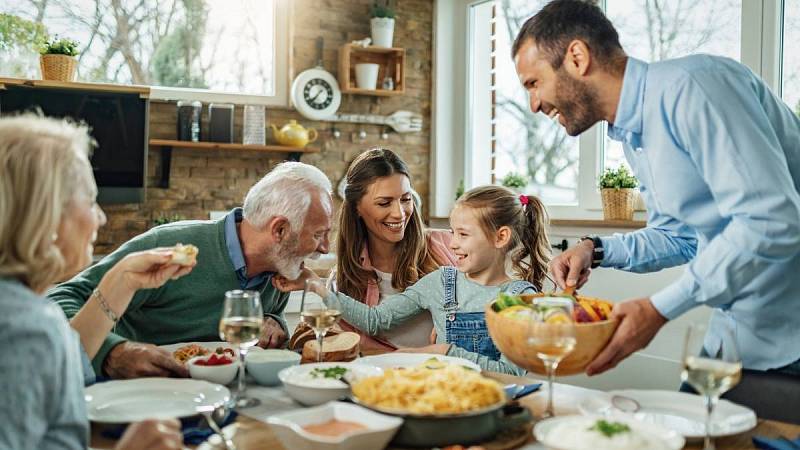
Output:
top-left (598, 165), bottom-right (639, 220)
top-left (500, 172), bottom-right (528, 194)
top-left (370, 0), bottom-right (395, 48)
top-left (39, 36), bottom-right (80, 82)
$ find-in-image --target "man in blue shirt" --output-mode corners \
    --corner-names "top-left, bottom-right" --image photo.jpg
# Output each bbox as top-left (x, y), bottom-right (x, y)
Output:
top-left (513, 0), bottom-right (800, 377)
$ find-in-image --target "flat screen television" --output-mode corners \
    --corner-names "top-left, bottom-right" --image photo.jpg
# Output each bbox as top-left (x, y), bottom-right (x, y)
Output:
top-left (0, 84), bottom-right (148, 204)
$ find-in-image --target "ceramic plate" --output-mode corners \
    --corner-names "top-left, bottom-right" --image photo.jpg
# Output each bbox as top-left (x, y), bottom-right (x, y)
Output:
top-left (578, 389), bottom-right (757, 440)
top-left (85, 378), bottom-right (230, 423)
top-left (160, 341), bottom-right (238, 357)
top-left (355, 353), bottom-right (481, 371)
top-left (534, 414), bottom-right (685, 450)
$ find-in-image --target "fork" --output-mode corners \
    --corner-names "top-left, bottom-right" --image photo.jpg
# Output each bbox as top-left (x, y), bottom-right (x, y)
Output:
top-left (201, 408), bottom-right (236, 450)
top-left (329, 110), bottom-right (423, 133)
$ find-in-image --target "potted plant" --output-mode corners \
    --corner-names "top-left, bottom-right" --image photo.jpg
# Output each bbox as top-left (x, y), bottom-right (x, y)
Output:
top-left (370, 0), bottom-right (395, 48)
top-left (598, 166), bottom-right (639, 220)
top-left (39, 36), bottom-right (79, 82)
top-left (500, 172), bottom-right (528, 193)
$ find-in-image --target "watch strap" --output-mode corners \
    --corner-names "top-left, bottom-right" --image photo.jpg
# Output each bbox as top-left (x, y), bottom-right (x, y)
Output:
top-left (580, 235), bottom-right (604, 268)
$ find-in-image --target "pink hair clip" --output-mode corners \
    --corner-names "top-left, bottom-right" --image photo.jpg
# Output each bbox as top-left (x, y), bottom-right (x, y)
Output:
top-left (519, 194), bottom-right (529, 206)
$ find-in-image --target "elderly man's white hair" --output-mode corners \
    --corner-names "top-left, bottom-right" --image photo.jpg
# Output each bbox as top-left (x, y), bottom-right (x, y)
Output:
top-left (243, 161), bottom-right (332, 231)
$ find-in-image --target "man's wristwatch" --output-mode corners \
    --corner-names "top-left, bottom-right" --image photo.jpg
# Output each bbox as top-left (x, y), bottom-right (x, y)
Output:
top-left (579, 235), bottom-right (604, 268)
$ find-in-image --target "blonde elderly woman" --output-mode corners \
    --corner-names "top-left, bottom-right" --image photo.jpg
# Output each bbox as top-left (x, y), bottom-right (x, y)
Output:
top-left (0, 114), bottom-right (194, 450)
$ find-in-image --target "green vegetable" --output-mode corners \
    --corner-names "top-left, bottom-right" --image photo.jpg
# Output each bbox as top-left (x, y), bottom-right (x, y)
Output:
top-left (590, 420), bottom-right (631, 438)
top-left (310, 366), bottom-right (348, 379)
top-left (493, 292), bottom-right (529, 311)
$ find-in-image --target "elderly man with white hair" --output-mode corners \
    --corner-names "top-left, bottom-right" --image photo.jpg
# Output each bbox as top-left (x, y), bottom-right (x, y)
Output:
top-left (49, 162), bottom-right (333, 379)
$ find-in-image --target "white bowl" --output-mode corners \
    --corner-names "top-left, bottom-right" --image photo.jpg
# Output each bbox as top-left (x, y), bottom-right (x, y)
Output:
top-left (278, 362), bottom-right (382, 406)
top-left (246, 349), bottom-right (301, 386)
top-left (266, 401), bottom-right (403, 450)
top-left (187, 355), bottom-right (239, 385)
top-left (534, 414), bottom-right (685, 450)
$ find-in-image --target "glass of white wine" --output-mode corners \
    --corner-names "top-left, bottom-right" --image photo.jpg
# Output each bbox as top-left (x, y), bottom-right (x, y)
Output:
top-left (219, 289), bottom-right (263, 408)
top-left (527, 297), bottom-right (577, 418)
top-left (681, 323), bottom-right (741, 450)
top-left (301, 270), bottom-right (342, 363)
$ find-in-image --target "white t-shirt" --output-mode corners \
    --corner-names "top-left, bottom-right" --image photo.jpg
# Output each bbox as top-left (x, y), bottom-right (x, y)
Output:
top-left (375, 269), bottom-right (436, 348)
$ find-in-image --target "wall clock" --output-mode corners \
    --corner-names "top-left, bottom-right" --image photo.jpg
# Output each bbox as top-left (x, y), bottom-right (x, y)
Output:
top-left (291, 38), bottom-right (341, 120)
top-left (291, 67), bottom-right (341, 120)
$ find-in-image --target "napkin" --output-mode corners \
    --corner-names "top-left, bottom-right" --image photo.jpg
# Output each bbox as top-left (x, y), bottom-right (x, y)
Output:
top-left (100, 410), bottom-right (238, 445)
top-left (752, 434), bottom-right (800, 450)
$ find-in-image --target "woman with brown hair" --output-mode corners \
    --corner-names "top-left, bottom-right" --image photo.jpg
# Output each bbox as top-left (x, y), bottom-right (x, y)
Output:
top-left (335, 148), bottom-right (456, 352)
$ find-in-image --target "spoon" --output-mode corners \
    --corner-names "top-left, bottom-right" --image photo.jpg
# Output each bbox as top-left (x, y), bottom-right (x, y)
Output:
top-left (611, 394), bottom-right (641, 413)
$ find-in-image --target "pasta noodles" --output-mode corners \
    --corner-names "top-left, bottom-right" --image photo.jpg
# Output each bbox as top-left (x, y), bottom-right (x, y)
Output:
top-left (172, 344), bottom-right (210, 364)
top-left (351, 360), bottom-right (505, 415)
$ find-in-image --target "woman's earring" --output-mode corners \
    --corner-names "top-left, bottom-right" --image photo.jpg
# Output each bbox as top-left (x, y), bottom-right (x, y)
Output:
top-left (51, 233), bottom-right (59, 242)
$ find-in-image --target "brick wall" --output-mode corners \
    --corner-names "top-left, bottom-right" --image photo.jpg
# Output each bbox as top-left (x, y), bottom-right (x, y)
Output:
top-left (95, 0), bottom-right (434, 255)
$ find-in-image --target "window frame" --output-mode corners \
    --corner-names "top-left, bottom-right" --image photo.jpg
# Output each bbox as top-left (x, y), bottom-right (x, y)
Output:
top-left (433, 0), bottom-right (787, 220)
top-left (148, 0), bottom-right (293, 107)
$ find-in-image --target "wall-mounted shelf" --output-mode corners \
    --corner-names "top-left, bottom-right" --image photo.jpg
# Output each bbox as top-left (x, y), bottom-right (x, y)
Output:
top-left (149, 139), bottom-right (319, 188)
top-left (338, 44), bottom-right (405, 96)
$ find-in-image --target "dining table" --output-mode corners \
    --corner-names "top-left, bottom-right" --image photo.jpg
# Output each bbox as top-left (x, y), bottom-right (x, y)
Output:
top-left (89, 366), bottom-right (800, 450)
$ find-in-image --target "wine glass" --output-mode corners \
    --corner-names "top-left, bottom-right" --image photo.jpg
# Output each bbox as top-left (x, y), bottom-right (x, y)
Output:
top-left (219, 290), bottom-right (263, 408)
top-left (527, 297), bottom-right (576, 418)
top-left (300, 270), bottom-right (342, 363)
top-left (681, 323), bottom-right (741, 450)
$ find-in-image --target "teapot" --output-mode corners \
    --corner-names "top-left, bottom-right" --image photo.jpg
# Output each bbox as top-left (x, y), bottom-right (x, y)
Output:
top-left (270, 120), bottom-right (318, 147)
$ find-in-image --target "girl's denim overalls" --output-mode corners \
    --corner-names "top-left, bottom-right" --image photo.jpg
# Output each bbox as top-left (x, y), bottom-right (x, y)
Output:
top-left (441, 266), bottom-right (533, 360)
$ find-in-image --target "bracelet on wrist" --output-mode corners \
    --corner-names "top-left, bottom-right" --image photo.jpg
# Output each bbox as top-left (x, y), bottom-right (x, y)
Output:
top-left (92, 288), bottom-right (120, 324)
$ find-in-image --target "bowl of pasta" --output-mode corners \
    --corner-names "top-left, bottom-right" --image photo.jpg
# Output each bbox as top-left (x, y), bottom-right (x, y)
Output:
top-left (349, 361), bottom-right (531, 447)
top-left (485, 293), bottom-right (619, 376)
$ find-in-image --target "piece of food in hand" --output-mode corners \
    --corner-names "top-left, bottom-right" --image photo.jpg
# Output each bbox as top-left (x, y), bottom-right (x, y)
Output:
top-left (170, 243), bottom-right (198, 265)
top-left (301, 331), bottom-right (360, 363)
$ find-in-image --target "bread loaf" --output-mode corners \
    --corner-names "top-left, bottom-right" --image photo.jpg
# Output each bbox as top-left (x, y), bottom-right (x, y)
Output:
top-left (301, 331), bottom-right (360, 363)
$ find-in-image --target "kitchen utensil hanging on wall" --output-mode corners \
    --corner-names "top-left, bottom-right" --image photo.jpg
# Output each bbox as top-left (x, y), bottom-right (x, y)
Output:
top-left (330, 110), bottom-right (422, 133)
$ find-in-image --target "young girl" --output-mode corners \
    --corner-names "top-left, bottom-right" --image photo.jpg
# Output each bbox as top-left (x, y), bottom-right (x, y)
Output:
top-left (280, 186), bottom-right (550, 374)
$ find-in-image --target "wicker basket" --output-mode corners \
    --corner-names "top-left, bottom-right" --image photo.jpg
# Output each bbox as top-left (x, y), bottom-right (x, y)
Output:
top-left (40, 54), bottom-right (77, 82)
top-left (601, 188), bottom-right (636, 220)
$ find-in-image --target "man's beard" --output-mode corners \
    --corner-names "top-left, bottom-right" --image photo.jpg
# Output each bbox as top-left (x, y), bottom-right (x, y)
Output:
top-left (269, 233), bottom-right (321, 280)
top-left (554, 66), bottom-right (603, 136)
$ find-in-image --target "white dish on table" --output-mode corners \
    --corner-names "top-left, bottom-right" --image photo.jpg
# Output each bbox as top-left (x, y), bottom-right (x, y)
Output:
top-left (160, 341), bottom-right (238, 361)
top-left (187, 354), bottom-right (239, 385)
top-left (578, 389), bottom-right (757, 440)
top-left (246, 348), bottom-right (302, 386)
top-left (279, 362), bottom-right (383, 406)
top-left (85, 378), bottom-right (230, 423)
top-left (534, 414), bottom-right (685, 450)
top-left (266, 401), bottom-right (403, 450)
top-left (355, 352), bottom-right (481, 371)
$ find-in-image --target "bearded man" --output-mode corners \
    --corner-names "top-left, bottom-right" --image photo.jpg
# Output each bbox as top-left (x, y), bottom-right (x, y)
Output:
top-left (513, 0), bottom-right (800, 411)
top-left (49, 162), bottom-right (333, 379)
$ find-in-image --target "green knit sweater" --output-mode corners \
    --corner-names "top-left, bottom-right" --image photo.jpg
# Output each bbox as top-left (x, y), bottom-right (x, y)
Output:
top-left (47, 217), bottom-right (289, 374)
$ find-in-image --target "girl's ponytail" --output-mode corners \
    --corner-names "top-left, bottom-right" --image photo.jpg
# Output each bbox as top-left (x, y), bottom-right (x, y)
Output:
top-left (513, 194), bottom-right (550, 291)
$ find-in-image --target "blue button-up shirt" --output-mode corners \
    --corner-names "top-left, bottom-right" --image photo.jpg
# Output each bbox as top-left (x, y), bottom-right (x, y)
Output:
top-left (224, 208), bottom-right (270, 289)
top-left (603, 56), bottom-right (800, 370)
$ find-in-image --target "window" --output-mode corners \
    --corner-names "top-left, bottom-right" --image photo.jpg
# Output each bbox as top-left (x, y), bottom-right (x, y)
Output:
top-left (604, 0), bottom-right (742, 172)
top-left (489, 0), bottom-right (760, 217)
top-left (495, 0), bottom-right (581, 205)
top-left (0, 0), bottom-right (291, 105)
top-left (783, 1), bottom-right (800, 113)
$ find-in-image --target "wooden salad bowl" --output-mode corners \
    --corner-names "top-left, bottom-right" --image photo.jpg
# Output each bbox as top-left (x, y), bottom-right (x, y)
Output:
top-left (485, 293), bottom-right (619, 376)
